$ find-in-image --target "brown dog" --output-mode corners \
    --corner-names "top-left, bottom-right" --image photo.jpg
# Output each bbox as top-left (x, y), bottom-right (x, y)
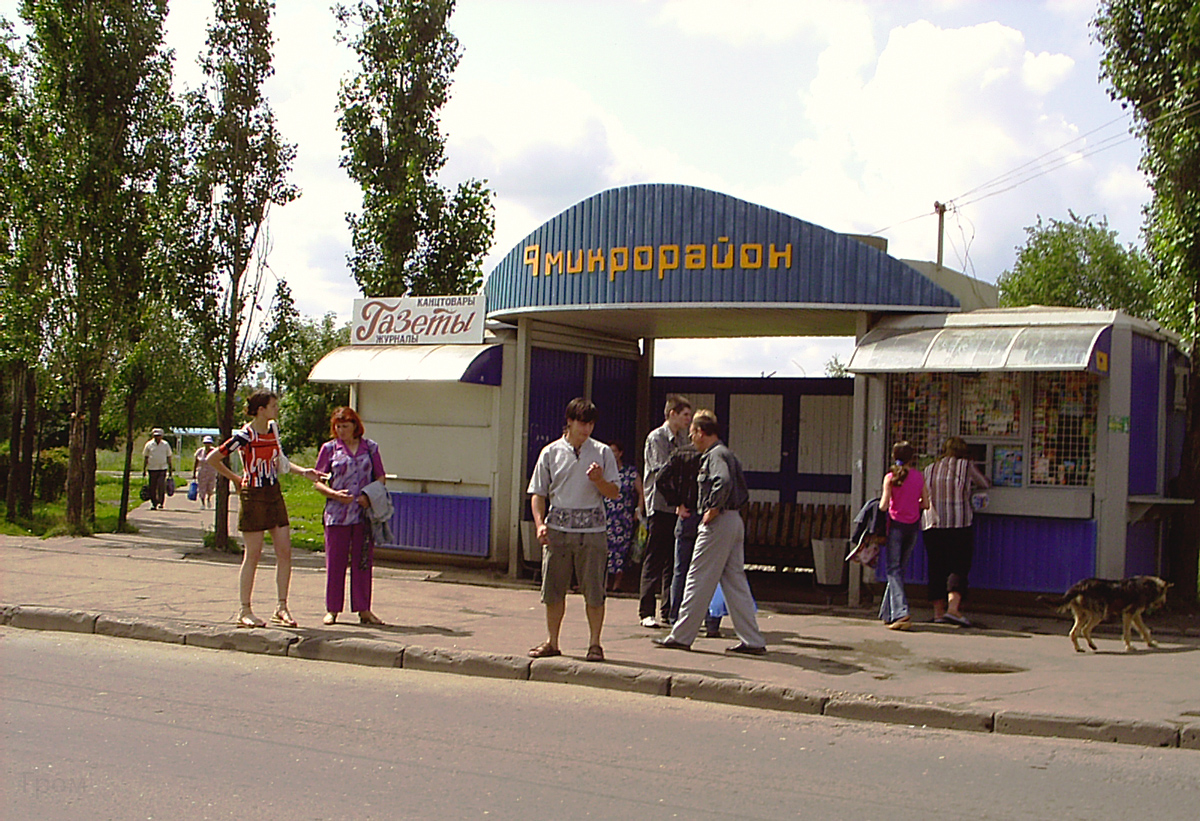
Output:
top-left (1042, 576), bottom-right (1171, 652)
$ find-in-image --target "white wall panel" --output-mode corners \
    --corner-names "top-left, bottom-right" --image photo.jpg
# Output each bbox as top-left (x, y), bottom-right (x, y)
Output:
top-left (797, 395), bottom-right (852, 474)
top-left (730, 394), bottom-right (782, 472)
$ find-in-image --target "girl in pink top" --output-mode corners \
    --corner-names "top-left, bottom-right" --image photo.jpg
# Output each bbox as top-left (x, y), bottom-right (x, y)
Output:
top-left (878, 441), bottom-right (929, 630)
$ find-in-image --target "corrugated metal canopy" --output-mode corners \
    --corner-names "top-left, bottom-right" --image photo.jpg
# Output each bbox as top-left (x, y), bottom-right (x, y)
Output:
top-left (308, 344), bottom-right (503, 385)
top-left (846, 308), bottom-right (1146, 374)
top-left (484, 184), bottom-right (965, 339)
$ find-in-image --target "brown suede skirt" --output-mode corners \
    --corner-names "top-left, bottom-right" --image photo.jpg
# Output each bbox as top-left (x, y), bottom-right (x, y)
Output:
top-left (238, 482), bottom-right (290, 533)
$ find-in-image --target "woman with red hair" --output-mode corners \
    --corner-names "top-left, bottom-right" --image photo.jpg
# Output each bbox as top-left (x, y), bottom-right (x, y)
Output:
top-left (313, 407), bottom-right (387, 625)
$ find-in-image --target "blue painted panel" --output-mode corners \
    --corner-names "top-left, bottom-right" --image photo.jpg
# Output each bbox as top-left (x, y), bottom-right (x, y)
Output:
top-left (881, 516), bottom-right (1096, 592)
top-left (1128, 334), bottom-right (1160, 494)
top-left (485, 184), bottom-right (959, 314)
top-left (385, 492), bottom-right (491, 557)
top-left (972, 515), bottom-right (1096, 592)
top-left (1125, 520), bottom-right (1159, 576)
top-left (527, 348), bottom-right (587, 485)
top-left (591, 355), bottom-right (638, 456)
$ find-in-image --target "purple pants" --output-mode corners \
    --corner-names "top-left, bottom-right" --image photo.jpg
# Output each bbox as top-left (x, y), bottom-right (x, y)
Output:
top-left (325, 522), bottom-right (373, 613)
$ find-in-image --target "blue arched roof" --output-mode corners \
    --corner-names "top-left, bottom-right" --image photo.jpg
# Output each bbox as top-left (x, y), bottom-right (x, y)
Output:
top-left (484, 183), bottom-right (957, 339)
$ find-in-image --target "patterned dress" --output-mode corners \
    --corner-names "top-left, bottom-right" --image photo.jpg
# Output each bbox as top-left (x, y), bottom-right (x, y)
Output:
top-left (605, 463), bottom-right (640, 575)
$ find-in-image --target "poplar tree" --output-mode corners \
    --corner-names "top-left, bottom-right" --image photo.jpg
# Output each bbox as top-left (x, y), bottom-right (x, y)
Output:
top-left (184, 0), bottom-right (297, 550)
top-left (335, 0), bottom-right (494, 297)
top-left (1096, 0), bottom-right (1200, 601)
top-left (18, 0), bottom-right (176, 532)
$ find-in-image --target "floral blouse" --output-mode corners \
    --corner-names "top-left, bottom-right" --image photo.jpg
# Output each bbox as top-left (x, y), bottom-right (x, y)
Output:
top-left (315, 437), bottom-right (385, 527)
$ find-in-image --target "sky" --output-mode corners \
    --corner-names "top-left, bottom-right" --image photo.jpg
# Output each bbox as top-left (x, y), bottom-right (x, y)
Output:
top-left (3, 0), bottom-right (1150, 377)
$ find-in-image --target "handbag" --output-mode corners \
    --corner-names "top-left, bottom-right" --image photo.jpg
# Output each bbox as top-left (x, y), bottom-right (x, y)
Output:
top-left (187, 480), bottom-right (199, 501)
top-left (165, 475), bottom-right (176, 496)
top-left (847, 535), bottom-right (881, 569)
top-left (139, 483), bottom-right (151, 502)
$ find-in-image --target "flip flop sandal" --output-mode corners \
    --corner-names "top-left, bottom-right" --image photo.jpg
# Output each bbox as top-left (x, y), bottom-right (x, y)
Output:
top-left (586, 644), bottom-right (605, 662)
top-left (358, 611), bottom-right (385, 625)
top-left (528, 641), bottom-right (562, 658)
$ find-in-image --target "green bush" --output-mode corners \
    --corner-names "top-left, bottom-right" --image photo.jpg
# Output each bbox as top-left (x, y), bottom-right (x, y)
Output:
top-left (36, 447), bottom-right (70, 502)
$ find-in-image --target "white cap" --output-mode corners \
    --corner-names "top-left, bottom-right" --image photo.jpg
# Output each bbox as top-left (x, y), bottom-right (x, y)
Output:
top-left (151, 428), bottom-right (164, 436)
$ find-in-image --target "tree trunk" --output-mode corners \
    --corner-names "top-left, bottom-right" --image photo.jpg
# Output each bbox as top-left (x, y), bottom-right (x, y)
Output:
top-left (18, 367), bottom-right (36, 518)
top-left (83, 384), bottom-right (101, 525)
top-left (5, 362), bottom-right (25, 523)
top-left (118, 390), bottom-right (137, 531)
top-left (65, 385), bottom-right (86, 532)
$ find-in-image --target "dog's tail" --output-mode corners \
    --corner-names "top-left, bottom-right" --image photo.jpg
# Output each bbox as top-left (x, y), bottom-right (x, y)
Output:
top-left (1037, 593), bottom-right (1073, 609)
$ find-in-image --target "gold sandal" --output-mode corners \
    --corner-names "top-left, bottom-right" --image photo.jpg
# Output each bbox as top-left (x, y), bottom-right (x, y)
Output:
top-left (237, 605), bottom-right (265, 629)
top-left (323, 612), bottom-right (338, 625)
top-left (270, 601), bottom-right (298, 628)
top-left (358, 610), bottom-right (384, 625)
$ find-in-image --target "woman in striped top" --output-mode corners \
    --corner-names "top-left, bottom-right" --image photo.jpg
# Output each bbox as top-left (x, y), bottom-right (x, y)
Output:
top-left (922, 437), bottom-right (990, 627)
top-left (207, 390), bottom-right (319, 628)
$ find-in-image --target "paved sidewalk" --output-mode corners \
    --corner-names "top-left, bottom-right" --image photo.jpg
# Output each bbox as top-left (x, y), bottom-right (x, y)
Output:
top-left (3, 491), bottom-right (1200, 749)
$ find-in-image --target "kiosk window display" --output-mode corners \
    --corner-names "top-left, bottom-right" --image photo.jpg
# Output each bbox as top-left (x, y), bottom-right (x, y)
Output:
top-left (887, 370), bottom-right (1098, 490)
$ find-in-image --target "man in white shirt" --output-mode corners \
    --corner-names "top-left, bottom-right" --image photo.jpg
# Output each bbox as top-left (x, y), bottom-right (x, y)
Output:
top-left (141, 427), bottom-right (174, 510)
top-left (527, 398), bottom-right (619, 662)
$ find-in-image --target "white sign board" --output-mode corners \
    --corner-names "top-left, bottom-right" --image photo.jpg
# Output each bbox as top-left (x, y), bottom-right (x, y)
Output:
top-left (351, 295), bottom-right (485, 345)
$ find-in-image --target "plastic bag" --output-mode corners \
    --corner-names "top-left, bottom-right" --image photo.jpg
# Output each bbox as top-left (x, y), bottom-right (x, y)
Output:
top-left (187, 480), bottom-right (199, 501)
top-left (165, 475), bottom-right (176, 496)
top-left (921, 506), bottom-right (940, 530)
top-left (630, 517), bottom-right (649, 565)
top-left (139, 483), bottom-right (151, 502)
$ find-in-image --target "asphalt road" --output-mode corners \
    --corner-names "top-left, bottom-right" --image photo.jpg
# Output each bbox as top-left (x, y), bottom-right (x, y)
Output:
top-left (5, 628), bottom-right (1200, 821)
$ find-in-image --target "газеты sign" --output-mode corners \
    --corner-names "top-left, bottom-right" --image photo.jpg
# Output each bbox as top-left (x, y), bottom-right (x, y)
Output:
top-left (352, 295), bottom-right (484, 345)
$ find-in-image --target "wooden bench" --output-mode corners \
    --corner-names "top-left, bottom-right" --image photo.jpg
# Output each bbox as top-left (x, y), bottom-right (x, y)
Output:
top-left (742, 502), bottom-right (851, 572)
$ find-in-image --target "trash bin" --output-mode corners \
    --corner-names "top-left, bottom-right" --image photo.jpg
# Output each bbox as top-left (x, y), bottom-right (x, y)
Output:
top-left (812, 538), bottom-right (847, 585)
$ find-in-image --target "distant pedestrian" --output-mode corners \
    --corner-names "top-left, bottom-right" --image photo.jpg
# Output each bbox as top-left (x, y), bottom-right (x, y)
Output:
top-left (924, 437), bottom-right (989, 627)
top-left (640, 394), bottom-right (692, 628)
top-left (141, 428), bottom-right (173, 510)
top-left (313, 407), bottom-right (387, 626)
top-left (878, 441), bottom-right (929, 631)
top-left (207, 390), bottom-right (319, 629)
top-left (527, 398), bottom-right (619, 662)
top-left (603, 440), bottom-right (643, 592)
top-left (192, 435), bottom-right (218, 509)
top-left (654, 411), bottom-right (766, 655)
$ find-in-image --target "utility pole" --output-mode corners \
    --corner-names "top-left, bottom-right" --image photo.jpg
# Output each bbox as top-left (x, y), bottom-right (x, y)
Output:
top-left (934, 201), bottom-right (947, 268)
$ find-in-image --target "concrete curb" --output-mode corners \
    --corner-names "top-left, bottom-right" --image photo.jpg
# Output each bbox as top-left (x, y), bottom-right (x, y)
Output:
top-left (824, 694), bottom-right (994, 733)
top-left (994, 710), bottom-right (1180, 747)
top-left (403, 646), bottom-right (530, 680)
top-left (670, 673), bottom-right (826, 714)
top-left (181, 624), bottom-right (296, 656)
top-left (3, 602), bottom-right (1193, 750)
top-left (529, 656), bottom-right (672, 696)
top-left (291, 636), bottom-right (403, 667)
top-left (96, 615), bottom-right (186, 644)
top-left (10, 605), bottom-right (99, 633)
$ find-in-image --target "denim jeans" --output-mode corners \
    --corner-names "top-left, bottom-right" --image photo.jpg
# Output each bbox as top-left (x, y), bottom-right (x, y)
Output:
top-left (879, 518), bottom-right (919, 623)
top-left (668, 512), bottom-right (700, 623)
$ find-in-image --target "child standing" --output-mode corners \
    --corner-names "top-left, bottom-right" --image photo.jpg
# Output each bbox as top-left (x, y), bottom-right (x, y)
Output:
top-left (878, 441), bottom-right (929, 630)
